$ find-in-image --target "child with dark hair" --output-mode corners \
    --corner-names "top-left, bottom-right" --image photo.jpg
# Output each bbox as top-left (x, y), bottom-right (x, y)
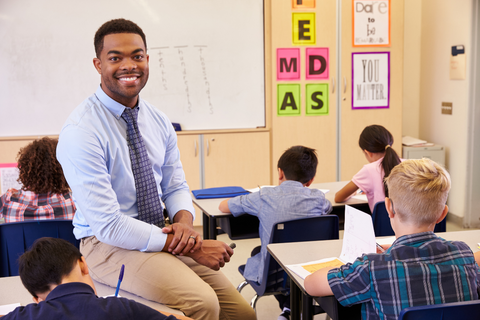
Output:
top-left (219, 145), bottom-right (332, 320)
top-left (1, 237), bottom-right (192, 320)
top-left (0, 137), bottom-right (75, 223)
top-left (335, 124), bottom-right (402, 212)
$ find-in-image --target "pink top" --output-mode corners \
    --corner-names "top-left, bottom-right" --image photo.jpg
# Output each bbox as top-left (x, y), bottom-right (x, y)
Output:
top-left (352, 157), bottom-right (403, 212)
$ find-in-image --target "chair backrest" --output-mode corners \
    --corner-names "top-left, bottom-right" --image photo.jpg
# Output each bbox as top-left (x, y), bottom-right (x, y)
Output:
top-left (372, 201), bottom-right (394, 237)
top-left (0, 220), bottom-right (79, 277)
top-left (398, 300), bottom-right (480, 320)
top-left (372, 201), bottom-right (447, 237)
top-left (252, 215), bottom-right (339, 296)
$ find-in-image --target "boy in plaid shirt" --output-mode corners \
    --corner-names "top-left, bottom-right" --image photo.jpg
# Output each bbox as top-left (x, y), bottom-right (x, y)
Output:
top-left (305, 158), bottom-right (480, 320)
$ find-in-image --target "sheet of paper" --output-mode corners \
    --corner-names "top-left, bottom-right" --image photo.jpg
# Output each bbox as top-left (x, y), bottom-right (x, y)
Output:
top-left (0, 303), bottom-right (21, 315)
top-left (246, 186), bottom-right (275, 193)
top-left (314, 189), bottom-right (329, 194)
top-left (352, 194), bottom-right (367, 201)
top-left (339, 205), bottom-right (376, 263)
top-left (377, 236), bottom-right (396, 246)
top-left (450, 53), bottom-right (466, 80)
top-left (0, 164), bottom-right (22, 194)
top-left (287, 257), bottom-right (345, 279)
top-left (402, 136), bottom-right (427, 146)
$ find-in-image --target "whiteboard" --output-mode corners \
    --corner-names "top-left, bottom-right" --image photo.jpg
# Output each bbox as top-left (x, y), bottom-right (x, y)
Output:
top-left (0, 0), bottom-right (265, 136)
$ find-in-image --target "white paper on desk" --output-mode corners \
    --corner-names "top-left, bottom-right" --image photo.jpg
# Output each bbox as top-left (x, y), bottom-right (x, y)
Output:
top-left (340, 205), bottom-right (376, 263)
top-left (0, 303), bottom-right (21, 315)
top-left (377, 236), bottom-right (396, 246)
top-left (246, 185), bottom-right (275, 193)
top-left (286, 205), bottom-right (376, 278)
top-left (287, 257), bottom-right (344, 279)
top-left (314, 189), bottom-right (329, 194)
top-left (352, 194), bottom-right (367, 201)
top-left (402, 136), bottom-right (427, 146)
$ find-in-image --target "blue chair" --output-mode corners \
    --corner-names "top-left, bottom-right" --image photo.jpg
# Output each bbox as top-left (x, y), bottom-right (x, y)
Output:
top-left (236, 215), bottom-right (339, 310)
top-left (372, 201), bottom-right (447, 237)
top-left (398, 300), bottom-right (480, 319)
top-left (0, 220), bottom-right (78, 277)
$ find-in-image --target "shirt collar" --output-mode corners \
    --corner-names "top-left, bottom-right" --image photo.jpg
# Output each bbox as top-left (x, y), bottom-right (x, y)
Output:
top-left (280, 180), bottom-right (304, 187)
top-left (94, 85), bottom-right (138, 120)
top-left (45, 282), bottom-right (95, 301)
top-left (392, 231), bottom-right (437, 247)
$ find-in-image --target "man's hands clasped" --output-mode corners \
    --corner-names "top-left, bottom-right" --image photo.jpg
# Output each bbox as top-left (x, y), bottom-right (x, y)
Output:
top-left (161, 210), bottom-right (233, 271)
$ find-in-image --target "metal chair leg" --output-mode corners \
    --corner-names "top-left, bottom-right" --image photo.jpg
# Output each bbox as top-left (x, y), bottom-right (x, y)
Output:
top-left (250, 294), bottom-right (260, 310)
top-left (237, 280), bottom-right (249, 293)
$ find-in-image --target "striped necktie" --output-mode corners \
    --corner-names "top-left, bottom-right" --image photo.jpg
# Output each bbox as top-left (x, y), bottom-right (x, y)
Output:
top-left (121, 107), bottom-right (165, 228)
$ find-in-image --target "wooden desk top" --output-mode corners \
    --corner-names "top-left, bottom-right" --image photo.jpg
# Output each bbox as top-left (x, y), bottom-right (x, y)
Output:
top-left (267, 230), bottom-right (480, 295)
top-left (193, 181), bottom-right (367, 218)
top-left (0, 277), bottom-right (183, 315)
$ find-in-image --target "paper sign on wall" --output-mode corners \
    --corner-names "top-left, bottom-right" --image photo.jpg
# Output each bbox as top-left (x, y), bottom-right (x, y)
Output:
top-left (352, 52), bottom-right (390, 109)
top-left (277, 48), bottom-right (301, 80)
top-left (353, 0), bottom-right (390, 47)
top-left (292, 13), bottom-right (316, 45)
top-left (450, 45), bottom-right (466, 80)
top-left (277, 84), bottom-right (301, 116)
top-left (306, 48), bottom-right (329, 80)
top-left (0, 163), bottom-right (22, 194)
top-left (292, 0), bottom-right (315, 9)
top-left (306, 84), bottom-right (329, 115)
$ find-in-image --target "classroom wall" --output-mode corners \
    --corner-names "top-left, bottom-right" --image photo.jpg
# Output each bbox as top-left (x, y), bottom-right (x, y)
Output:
top-left (418, 0), bottom-right (474, 219)
top-left (402, 0), bottom-right (421, 138)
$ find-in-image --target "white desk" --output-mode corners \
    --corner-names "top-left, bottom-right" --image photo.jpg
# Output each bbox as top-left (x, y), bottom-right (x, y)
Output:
top-left (193, 181), bottom-right (368, 239)
top-left (0, 277), bottom-right (184, 316)
top-left (267, 230), bottom-right (480, 320)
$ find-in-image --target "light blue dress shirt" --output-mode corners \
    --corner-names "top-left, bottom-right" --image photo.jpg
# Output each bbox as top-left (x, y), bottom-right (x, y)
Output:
top-left (228, 180), bottom-right (333, 284)
top-left (57, 86), bottom-right (194, 252)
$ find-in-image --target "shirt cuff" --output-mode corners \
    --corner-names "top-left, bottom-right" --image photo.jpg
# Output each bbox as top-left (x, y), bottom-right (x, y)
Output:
top-left (164, 192), bottom-right (195, 221)
top-left (143, 225), bottom-right (168, 252)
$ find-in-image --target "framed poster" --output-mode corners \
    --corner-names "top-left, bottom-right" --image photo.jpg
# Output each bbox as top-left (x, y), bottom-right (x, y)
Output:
top-left (352, 52), bottom-right (390, 109)
top-left (353, 0), bottom-right (390, 47)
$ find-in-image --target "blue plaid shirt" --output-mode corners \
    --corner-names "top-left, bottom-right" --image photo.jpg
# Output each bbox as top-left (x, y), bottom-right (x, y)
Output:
top-left (328, 232), bottom-right (480, 320)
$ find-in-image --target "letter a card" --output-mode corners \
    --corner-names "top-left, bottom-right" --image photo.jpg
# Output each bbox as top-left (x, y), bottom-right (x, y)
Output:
top-left (352, 52), bottom-right (389, 109)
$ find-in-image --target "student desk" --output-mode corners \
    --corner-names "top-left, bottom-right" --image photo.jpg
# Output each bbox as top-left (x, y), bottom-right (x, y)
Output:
top-left (193, 181), bottom-right (369, 240)
top-left (0, 276), bottom-right (184, 316)
top-left (267, 230), bottom-right (480, 320)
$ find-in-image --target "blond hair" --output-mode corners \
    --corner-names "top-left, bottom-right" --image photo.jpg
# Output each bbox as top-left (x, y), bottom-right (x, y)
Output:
top-left (384, 158), bottom-right (450, 225)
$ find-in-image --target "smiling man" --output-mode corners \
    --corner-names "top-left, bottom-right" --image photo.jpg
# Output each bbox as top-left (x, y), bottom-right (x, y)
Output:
top-left (56, 19), bottom-right (255, 320)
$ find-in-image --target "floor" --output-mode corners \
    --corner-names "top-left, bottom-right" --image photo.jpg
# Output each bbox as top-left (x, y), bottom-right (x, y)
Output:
top-left (195, 219), bottom-right (472, 320)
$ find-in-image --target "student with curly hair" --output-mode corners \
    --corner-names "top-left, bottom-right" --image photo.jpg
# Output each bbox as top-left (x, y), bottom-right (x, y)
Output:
top-left (0, 137), bottom-right (75, 223)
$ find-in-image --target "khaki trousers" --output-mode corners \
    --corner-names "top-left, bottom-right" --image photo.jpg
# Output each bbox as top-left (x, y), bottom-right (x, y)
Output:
top-left (80, 236), bottom-right (256, 320)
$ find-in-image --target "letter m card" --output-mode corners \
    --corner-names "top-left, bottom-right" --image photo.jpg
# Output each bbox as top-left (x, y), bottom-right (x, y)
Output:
top-left (277, 48), bottom-right (300, 80)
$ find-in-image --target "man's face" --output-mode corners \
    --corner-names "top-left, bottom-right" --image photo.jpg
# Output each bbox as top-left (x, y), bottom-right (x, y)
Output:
top-left (93, 33), bottom-right (149, 108)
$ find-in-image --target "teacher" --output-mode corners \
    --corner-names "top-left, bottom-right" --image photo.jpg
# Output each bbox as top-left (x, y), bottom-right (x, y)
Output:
top-left (57, 18), bottom-right (255, 320)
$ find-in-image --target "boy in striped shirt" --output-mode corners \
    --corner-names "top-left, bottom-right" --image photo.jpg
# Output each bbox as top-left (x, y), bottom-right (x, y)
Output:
top-left (305, 158), bottom-right (480, 320)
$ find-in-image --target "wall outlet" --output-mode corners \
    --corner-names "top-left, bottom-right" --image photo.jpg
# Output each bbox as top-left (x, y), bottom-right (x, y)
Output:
top-left (441, 102), bottom-right (453, 115)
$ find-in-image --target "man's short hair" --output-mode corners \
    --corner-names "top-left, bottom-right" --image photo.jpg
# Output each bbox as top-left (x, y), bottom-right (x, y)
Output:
top-left (277, 146), bottom-right (318, 184)
top-left (18, 238), bottom-right (82, 298)
top-left (94, 18), bottom-right (147, 58)
top-left (385, 158), bottom-right (451, 225)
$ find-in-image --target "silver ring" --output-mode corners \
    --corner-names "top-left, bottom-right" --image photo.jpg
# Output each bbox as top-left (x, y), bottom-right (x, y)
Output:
top-left (189, 236), bottom-right (196, 240)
